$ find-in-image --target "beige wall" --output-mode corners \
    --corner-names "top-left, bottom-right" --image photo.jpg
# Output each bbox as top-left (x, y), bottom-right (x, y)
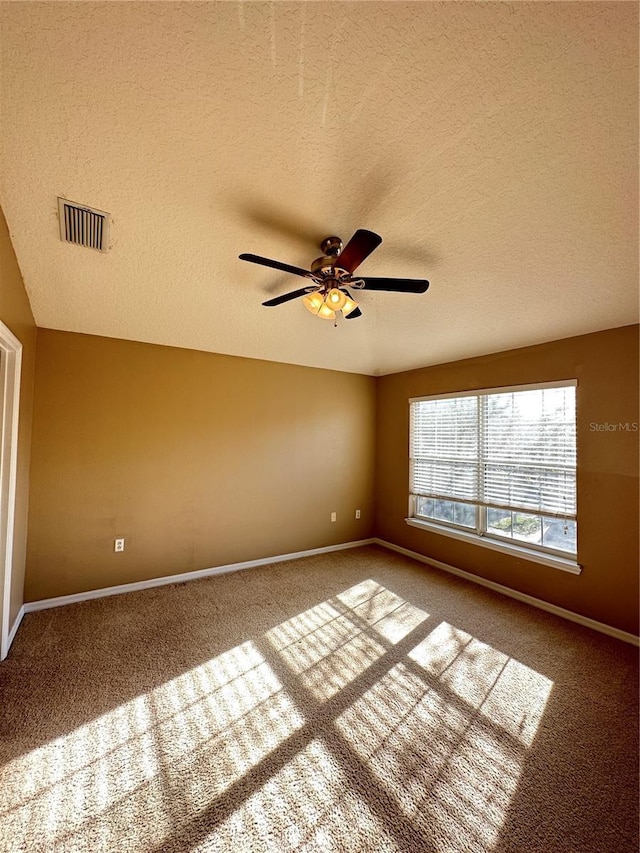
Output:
top-left (376, 325), bottom-right (640, 635)
top-left (0, 207), bottom-right (37, 628)
top-left (26, 330), bottom-right (376, 601)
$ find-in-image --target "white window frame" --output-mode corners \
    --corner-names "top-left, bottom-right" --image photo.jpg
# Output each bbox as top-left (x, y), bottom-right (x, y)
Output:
top-left (406, 380), bottom-right (580, 575)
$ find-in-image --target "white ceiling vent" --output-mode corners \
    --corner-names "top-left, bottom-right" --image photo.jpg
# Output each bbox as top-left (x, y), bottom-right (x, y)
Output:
top-left (58, 198), bottom-right (110, 252)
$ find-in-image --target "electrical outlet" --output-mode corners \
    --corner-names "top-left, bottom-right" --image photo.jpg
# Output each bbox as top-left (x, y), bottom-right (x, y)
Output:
top-left (114, 538), bottom-right (125, 552)
top-left (330, 512), bottom-right (337, 522)
top-left (355, 509), bottom-right (361, 519)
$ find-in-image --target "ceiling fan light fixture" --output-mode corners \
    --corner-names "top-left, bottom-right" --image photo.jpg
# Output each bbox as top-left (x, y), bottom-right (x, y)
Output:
top-left (302, 291), bottom-right (324, 315)
top-left (326, 287), bottom-right (347, 311)
top-left (317, 302), bottom-right (336, 320)
top-left (341, 295), bottom-right (359, 316)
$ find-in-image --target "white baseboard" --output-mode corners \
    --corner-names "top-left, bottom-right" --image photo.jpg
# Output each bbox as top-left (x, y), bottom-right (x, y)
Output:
top-left (374, 538), bottom-right (639, 647)
top-left (6, 604), bottom-right (25, 654)
top-left (20, 536), bottom-right (639, 647)
top-left (23, 539), bottom-right (377, 614)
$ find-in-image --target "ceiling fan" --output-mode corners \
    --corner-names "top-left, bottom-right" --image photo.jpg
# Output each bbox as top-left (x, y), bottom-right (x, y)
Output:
top-left (239, 229), bottom-right (429, 321)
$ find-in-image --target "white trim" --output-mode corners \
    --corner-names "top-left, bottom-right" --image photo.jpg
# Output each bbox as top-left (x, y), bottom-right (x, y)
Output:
top-left (7, 604), bottom-right (24, 651)
top-left (405, 517), bottom-right (581, 574)
top-left (409, 378), bottom-right (577, 403)
top-left (23, 539), bottom-right (377, 613)
top-left (374, 538), bottom-right (639, 647)
top-left (17, 536), bottom-right (638, 648)
top-left (0, 320), bottom-right (22, 661)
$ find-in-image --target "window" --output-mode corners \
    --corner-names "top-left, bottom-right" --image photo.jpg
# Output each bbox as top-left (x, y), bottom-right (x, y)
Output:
top-left (408, 381), bottom-right (577, 567)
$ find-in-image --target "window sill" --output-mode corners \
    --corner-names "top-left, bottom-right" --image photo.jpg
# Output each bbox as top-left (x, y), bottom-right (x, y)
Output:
top-left (404, 517), bottom-right (582, 575)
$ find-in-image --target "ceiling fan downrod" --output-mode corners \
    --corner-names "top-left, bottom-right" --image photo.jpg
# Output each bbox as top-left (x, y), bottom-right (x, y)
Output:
top-left (320, 236), bottom-right (343, 257)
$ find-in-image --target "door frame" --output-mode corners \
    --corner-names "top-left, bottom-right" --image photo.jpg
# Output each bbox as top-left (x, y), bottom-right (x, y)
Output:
top-left (0, 319), bottom-right (22, 661)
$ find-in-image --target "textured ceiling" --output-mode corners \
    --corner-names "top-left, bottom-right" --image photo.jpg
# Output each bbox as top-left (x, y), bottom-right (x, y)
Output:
top-left (1, 2), bottom-right (637, 375)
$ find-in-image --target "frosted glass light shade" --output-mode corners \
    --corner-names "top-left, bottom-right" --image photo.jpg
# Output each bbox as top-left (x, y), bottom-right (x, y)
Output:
top-left (303, 291), bottom-right (324, 314)
top-left (317, 302), bottom-right (336, 320)
top-left (341, 295), bottom-right (359, 316)
top-left (326, 288), bottom-right (347, 311)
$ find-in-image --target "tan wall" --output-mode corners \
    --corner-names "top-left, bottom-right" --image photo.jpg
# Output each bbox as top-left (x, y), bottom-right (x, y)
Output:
top-left (376, 325), bottom-right (640, 636)
top-left (0, 207), bottom-right (37, 627)
top-left (26, 330), bottom-right (376, 600)
top-left (21, 322), bottom-right (640, 636)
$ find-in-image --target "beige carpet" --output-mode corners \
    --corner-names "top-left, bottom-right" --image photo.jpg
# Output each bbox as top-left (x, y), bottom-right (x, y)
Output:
top-left (1, 545), bottom-right (637, 852)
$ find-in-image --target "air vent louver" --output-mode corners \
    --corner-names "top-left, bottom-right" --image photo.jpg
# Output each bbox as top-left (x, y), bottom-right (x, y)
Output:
top-left (58, 198), bottom-right (110, 252)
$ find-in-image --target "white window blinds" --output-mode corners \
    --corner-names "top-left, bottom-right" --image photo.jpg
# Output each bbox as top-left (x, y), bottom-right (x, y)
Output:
top-left (410, 383), bottom-right (576, 519)
top-left (410, 396), bottom-right (478, 502)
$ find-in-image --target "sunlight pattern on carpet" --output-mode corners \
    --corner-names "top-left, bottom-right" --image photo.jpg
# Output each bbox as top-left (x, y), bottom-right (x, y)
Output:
top-left (0, 579), bottom-right (552, 852)
top-left (336, 645), bottom-right (552, 852)
top-left (192, 739), bottom-right (401, 853)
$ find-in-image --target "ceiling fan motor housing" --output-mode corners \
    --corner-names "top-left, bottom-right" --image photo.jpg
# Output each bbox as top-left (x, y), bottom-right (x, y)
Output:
top-left (311, 257), bottom-right (349, 282)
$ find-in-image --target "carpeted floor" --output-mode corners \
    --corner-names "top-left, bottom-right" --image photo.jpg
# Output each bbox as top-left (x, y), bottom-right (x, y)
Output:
top-left (0, 545), bottom-right (638, 852)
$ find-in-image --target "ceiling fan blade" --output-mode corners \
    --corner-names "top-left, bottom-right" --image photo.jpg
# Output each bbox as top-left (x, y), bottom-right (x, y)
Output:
top-left (239, 253), bottom-right (316, 280)
top-left (336, 229), bottom-right (382, 273)
top-left (359, 277), bottom-right (430, 294)
top-left (262, 286), bottom-right (318, 307)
